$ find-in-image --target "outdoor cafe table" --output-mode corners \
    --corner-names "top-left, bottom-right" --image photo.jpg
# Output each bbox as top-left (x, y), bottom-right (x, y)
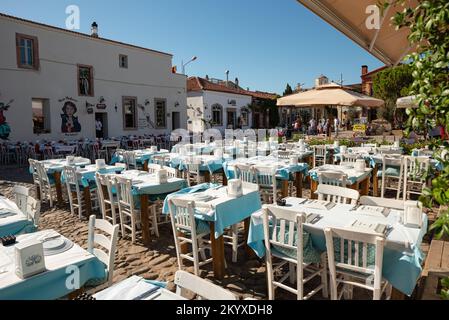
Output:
top-left (0, 196), bottom-right (35, 237)
top-left (309, 164), bottom-right (373, 198)
top-left (0, 229), bottom-right (106, 300)
top-left (223, 156), bottom-right (309, 198)
top-left (109, 170), bottom-right (187, 246)
top-left (60, 164), bottom-right (126, 217)
top-left (162, 183), bottom-right (262, 279)
top-left (247, 197), bottom-right (428, 297)
top-left (32, 157), bottom-right (91, 206)
top-left (110, 149), bottom-right (169, 171)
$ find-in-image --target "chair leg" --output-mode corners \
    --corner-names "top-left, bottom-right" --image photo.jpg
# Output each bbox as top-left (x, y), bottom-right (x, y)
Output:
top-left (231, 224), bottom-right (238, 263)
top-left (289, 262), bottom-right (296, 285)
top-left (320, 253), bottom-right (329, 298)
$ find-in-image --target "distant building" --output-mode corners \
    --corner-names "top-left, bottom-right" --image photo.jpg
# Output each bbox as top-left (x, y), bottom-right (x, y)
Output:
top-left (360, 65), bottom-right (388, 96)
top-left (0, 13), bottom-right (186, 142)
top-left (315, 75), bottom-right (329, 87)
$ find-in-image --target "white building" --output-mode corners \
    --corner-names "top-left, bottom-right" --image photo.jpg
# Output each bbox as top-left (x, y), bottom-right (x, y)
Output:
top-left (0, 13), bottom-right (187, 142)
top-left (187, 77), bottom-right (252, 133)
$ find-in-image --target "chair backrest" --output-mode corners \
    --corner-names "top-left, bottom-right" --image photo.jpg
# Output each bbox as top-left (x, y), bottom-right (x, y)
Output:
top-left (124, 151), bottom-right (137, 169)
top-left (63, 166), bottom-right (80, 191)
top-left (234, 164), bottom-right (255, 183)
top-left (317, 171), bottom-right (348, 187)
top-left (88, 215), bottom-right (119, 286)
top-left (162, 166), bottom-right (178, 178)
top-left (13, 185), bottom-right (30, 214)
top-left (28, 159), bottom-right (40, 184)
top-left (359, 196), bottom-right (406, 210)
top-left (174, 270), bottom-right (238, 300)
top-left (152, 154), bottom-right (170, 166)
top-left (324, 226), bottom-right (385, 284)
top-left (34, 161), bottom-right (51, 185)
top-left (262, 205), bottom-right (305, 266)
top-left (25, 196), bottom-right (40, 226)
top-left (95, 173), bottom-right (117, 221)
top-left (277, 150), bottom-right (292, 159)
top-left (404, 156), bottom-right (429, 182)
top-left (115, 176), bottom-right (135, 209)
top-left (168, 198), bottom-right (199, 235)
top-left (312, 145), bottom-right (328, 167)
top-left (316, 184), bottom-right (360, 205)
top-left (254, 165), bottom-right (277, 189)
top-left (147, 163), bottom-right (162, 174)
top-left (341, 153), bottom-right (359, 163)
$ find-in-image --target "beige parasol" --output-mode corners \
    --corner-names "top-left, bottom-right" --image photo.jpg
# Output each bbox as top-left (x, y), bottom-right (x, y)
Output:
top-left (277, 83), bottom-right (384, 107)
top-left (296, 0), bottom-right (418, 66)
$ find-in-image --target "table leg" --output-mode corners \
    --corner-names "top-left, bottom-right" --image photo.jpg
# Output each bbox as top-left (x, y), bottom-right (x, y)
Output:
top-left (350, 182), bottom-right (360, 192)
top-left (82, 187), bottom-right (92, 218)
top-left (295, 172), bottom-right (303, 198)
top-left (53, 172), bottom-right (63, 206)
top-left (391, 288), bottom-right (405, 300)
top-left (204, 171), bottom-right (211, 183)
top-left (222, 169), bottom-right (228, 186)
top-left (361, 177), bottom-right (370, 196)
top-left (373, 166), bottom-right (379, 197)
top-left (143, 160), bottom-right (149, 172)
top-left (311, 179), bottom-right (318, 199)
top-left (210, 222), bottom-right (225, 279)
top-left (140, 194), bottom-right (151, 246)
top-left (281, 180), bottom-right (289, 198)
top-left (243, 217), bottom-right (255, 258)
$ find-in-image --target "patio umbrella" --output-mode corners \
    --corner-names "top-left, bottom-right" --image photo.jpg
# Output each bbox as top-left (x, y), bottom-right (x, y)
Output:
top-left (296, 0), bottom-right (418, 66)
top-left (396, 95), bottom-right (418, 108)
top-left (277, 83), bottom-right (384, 107)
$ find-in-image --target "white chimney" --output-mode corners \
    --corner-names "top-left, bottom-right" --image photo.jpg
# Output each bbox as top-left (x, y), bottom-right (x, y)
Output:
top-left (91, 22), bottom-right (98, 38)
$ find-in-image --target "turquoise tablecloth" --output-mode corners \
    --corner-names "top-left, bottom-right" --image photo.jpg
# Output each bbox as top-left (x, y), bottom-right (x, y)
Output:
top-left (60, 166), bottom-right (125, 188)
top-left (162, 183), bottom-right (262, 238)
top-left (169, 155), bottom-right (231, 174)
top-left (0, 220), bottom-right (36, 237)
top-left (247, 204), bottom-right (428, 296)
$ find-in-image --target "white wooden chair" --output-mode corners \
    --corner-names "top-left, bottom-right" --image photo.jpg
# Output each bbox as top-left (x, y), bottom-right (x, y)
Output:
top-left (152, 154), bottom-right (171, 166)
top-left (185, 157), bottom-right (203, 186)
top-left (124, 151), bottom-right (139, 170)
top-left (95, 173), bottom-right (120, 227)
top-left (312, 145), bottom-right (328, 167)
top-left (340, 153), bottom-right (359, 164)
top-left (254, 165), bottom-right (277, 204)
top-left (13, 185), bottom-right (30, 214)
top-left (174, 270), bottom-right (238, 300)
top-left (28, 159), bottom-right (41, 197)
top-left (168, 198), bottom-right (212, 276)
top-left (34, 160), bottom-right (55, 207)
top-left (316, 184), bottom-right (360, 205)
top-left (63, 166), bottom-right (86, 219)
top-left (380, 155), bottom-right (404, 199)
top-left (163, 166), bottom-right (178, 178)
top-left (324, 227), bottom-right (391, 300)
top-left (87, 215), bottom-right (119, 289)
top-left (403, 156), bottom-right (430, 200)
top-left (147, 163), bottom-right (162, 174)
top-left (262, 204), bottom-right (328, 300)
top-left (234, 163), bottom-right (255, 183)
top-left (359, 196), bottom-right (405, 210)
top-left (115, 176), bottom-right (159, 243)
top-left (25, 196), bottom-right (41, 228)
top-left (317, 171), bottom-right (348, 187)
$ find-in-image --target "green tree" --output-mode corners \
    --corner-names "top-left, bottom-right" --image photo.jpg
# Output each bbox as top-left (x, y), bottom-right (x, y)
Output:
top-left (372, 64), bottom-right (413, 125)
top-left (386, 0), bottom-right (449, 299)
top-left (283, 83), bottom-right (293, 96)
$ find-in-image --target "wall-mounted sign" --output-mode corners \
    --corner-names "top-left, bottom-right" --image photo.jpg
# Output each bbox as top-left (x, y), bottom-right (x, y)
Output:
top-left (96, 103), bottom-right (107, 110)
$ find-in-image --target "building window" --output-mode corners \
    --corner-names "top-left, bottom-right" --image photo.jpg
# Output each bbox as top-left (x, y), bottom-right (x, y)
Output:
top-left (123, 97), bottom-right (137, 129)
top-left (16, 33), bottom-right (39, 70)
top-left (77, 65), bottom-right (94, 96)
top-left (32, 98), bottom-right (51, 134)
top-left (211, 104), bottom-right (223, 126)
top-left (240, 109), bottom-right (248, 126)
top-left (119, 55), bottom-right (128, 68)
top-left (154, 99), bottom-right (166, 128)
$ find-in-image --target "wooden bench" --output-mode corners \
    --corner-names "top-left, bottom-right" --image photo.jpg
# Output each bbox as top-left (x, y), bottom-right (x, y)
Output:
top-left (420, 240), bottom-right (449, 300)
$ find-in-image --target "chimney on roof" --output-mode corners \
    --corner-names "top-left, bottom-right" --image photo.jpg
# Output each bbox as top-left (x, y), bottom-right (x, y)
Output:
top-left (205, 75), bottom-right (209, 80)
top-left (235, 77), bottom-right (239, 88)
top-left (361, 65), bottom-right (368, 76)
top-left (91, 22), bottom-right (99, 38)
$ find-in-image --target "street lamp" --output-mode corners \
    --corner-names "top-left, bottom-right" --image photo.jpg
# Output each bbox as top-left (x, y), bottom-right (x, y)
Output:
top-left (181, 56), bottom-right (198, 75)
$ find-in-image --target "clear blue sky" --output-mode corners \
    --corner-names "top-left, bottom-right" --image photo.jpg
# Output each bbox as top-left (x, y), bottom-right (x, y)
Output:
top-left (0, 0), bottom-right (383, 94)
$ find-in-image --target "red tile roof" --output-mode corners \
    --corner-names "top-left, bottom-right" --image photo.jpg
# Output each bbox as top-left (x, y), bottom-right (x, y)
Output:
top-left (187, 77), bottom-right (277, 99)
top-left (0, 12), bottom-right (172, 57)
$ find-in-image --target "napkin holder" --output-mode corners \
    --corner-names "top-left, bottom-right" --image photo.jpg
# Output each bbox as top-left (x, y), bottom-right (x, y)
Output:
top-left (340, 145), bottom-right (348, 154)
top-left (403, 201), bottom-right (423, 228)
top-left (354, 159), bottom-right (366, 172)
top-left (67, 156), bottom-right (75, 165)
top-left (227, 179), bottom-right (243, 198)
top-left (156, 169), bottom-right (168, 184)
top-left (150, 146), bottom-right (158, 152)
top-left (15, 240), bottom-right (46, 279)
top-left (95, 159), bottom-right (106, 170)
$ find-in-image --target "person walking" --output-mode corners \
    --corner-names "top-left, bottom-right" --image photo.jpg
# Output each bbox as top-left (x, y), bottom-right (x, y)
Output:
top-left (95, 117), bottom-right (103, 138)
top-left (334, 117), bottom-right (339, 137)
